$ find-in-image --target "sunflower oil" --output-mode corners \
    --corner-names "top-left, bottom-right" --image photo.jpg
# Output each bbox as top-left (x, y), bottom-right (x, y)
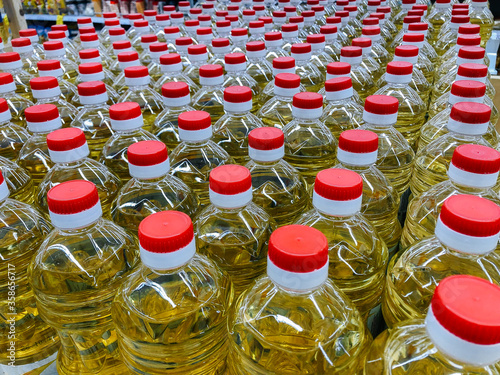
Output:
top-left (0, 98), bottom-right (29, 161)
top-left (191, 64), bottom-right (226, 124)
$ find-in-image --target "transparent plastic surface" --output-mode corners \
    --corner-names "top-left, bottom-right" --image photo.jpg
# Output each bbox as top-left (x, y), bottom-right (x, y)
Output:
top-left (1, 91), bottom-right (33, 128)
top-left (153, 71), bottom-right (200, 94)
top-left (17, 132), bottom-right (54, 188)
top-left (470, 4), bottom-right (494, 47)
top-left (359, 123), bottom-right (415, 196)
top-left (70, 104), bottom-right (114, 160)
top-left (29, 218), bottom-right (139, 375)
top-left (350, 63), bottom-right (377, 100)
top-left (431, 72), bottom-right (496, 104)
top-left (35, 159), bottom-right (122, 219)
top-left (10, 69), bottom-right (35, 102)
top-left (246, 58), bottom-right (274, 90)
top-left (295, 209), bottom-right (388, 318)
top-left (33, 97), bottom-right (77, 128)
top-left (0, 121), bottom-right (30, 160)
top-left (151, 104), bottom-right (195, 151)
top-left (258, 93), bottom-right (296, 128)
top-left (363, 320), bottom-right (500, 374)
top-left (195, 202), bottom-right (275, 296)
top-left (376, 68), bottom-right (431, 104)
top-left (0, 199), bottom-right (57, 367)
top-left (283, 118), bottom-right (337, 186)
top-left (223, 73), bottom-right (262, 111)
top-left (246, 158), bottom-right (310, 226)
top-left (382, 236), bottom-right (500, 328)
top-left (401, 180), bottom-right (500, 250)
top-left (191, 85), bottom-right (225, 124)
top-left (410, 134), bottom-right (493, 198)
top-left (0, 156), bottom-right (34, 204)
top-left (320, 97), bottom-right (364, 139)
top-left (112, 254), bottom-right (234, 374)
top-left (170, 139), bottom-right (233, 207)
top-left (118, 86), bottom-right (164, 132)
top-left (227, 276), bottom-right (372, 374)
top-left (99, 128), bottom-right (159, 182)
top-left (111, 175), bottom-right (199, 233)
top-left (295, 60), bottom-right (324, 93)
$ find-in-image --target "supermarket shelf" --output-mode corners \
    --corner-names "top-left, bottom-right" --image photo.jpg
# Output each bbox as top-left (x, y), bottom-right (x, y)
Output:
top-left (24, 14), bottom-right (131, 25)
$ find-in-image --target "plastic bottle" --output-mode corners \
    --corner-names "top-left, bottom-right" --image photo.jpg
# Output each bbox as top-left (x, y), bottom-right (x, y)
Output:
top-left (375, 61), bottom-right (426, 149)
top-left (366, 275), bottom-right (500, 374)
top-left (0, 98), bottom-right (29, 161)
top-left (306, 34), bottom-right (335, 77)
top-left (383, 194), bottom-right (500, 328)
top-left (154, 53), bottom-right (200, 93)
top-left (438, 34), bottom-right (483, 69)
top-left (469, 0), bottom-right (493, 47)
top-left (435, 45), bottom-right (489, 83)
top-left (426, 0), bottom-right (452, 44)
top-left (46, 31), bottom-right (78, 62)
top-left (283, 92), bottom-right (337, 186)
top-left (290, 43), bottom-right (324, 92)
top-left (419, 81), bottom-right (499, 151)
top-left (29, 180), bottom-right (138, 375)
top-left (137, 34), bottom-right (158, 65)
top-left (191, 64), bottom-right (226, 124)
top-left (184, 44), bottom-right (210, 86)
top-left (18, 104), bottom-right (62, 187)
top-left (213, 86), bottom-right (264, 164)
top-left (111, 140), bottom-right (198, 232)
top-left (223, 53), bottom-right (262, 109)
top-left (248, 20), bottom-right (266, 42)
top-left (0, 73), bottom-right (33, 129)
top-left (79, 33), bottom-right (113, 64)
top-left (351, 38), bottom-right (384, 83)
top-left (11, 38), bottom-right (39, 76)
top-left (321, 77), bottom-right (364, 139)
top-left (296, 169), bottom-right (388, 332)
top-left (245, 127), bottom-right (309, 226)
top-left (36, 128), bottom-right (121, 218)
top-left (195, 164), bottom-right (275, 295)
top-left (360, 95), bottom-right (415, 196)
top-left (170, 111), bottom-right (233, 207)
top-left (230, 28), bottom-right (249, 53)
top-left (335, 129), bottom-right (401, 256)
top-left (227, 224), bottom-right (371, 374)
top-left (154, 15), bottom-right (171, 41)
top-left (281, 24), bottom-right (302, 53)
top-left (432, 63), bottom-right (495, 105)
top-left (0, 52), bottom-right (34, 102)
top-left (400, 35), bottom-right (436, 82)
top-left (78, 48), bottom-right (114, 74)
top-left (258, 56), bottom-right (302, 107)
top-left (112, 210), bottom-right (233, 374)
top-left (340, 46), bottom-right (376, 100)
top-left (152, 81), bottom-right (195, 151)
top-left (361, 26), bottom-right (391, 67)
top-left (110, 50), bottom-right (143, 95)
top-left (434, 21), bottom-right (479, 59)
top-left (19, 28), bottom-right (45, 59)
top-left (402, 144), bottom-right (500, 250)
top-left (264, 31), bottom-right (288, 62)
top-left (100, 102), bottom-right (159, 182)
top-left (0, 170), bottom-right (57, 374)
top-left (162, 26), bottom-right (181, 52)
top-left (43, 41), bottom-right (78, 84)
top-left (337, 10), bottom-right (358, 44)
top-left (258, 72), bottom-right (303, 129)
top-left (320, 25), bottom-right (342, 59)
top-left (196, 27), bottom-right (214, 46)
top-left (246, 41), bottom-right (274, 90)
top-left (37, 60), bottom-right (79, 107)
top-left (410, 102), bottom-right (494, 198)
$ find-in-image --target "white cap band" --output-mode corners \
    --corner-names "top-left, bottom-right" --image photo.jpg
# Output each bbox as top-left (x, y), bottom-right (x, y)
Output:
top-left (282, 30), bottom-right (299, 38)
top-left (119, 59), bottom-right (140, 70)
top-left (140, 238), bottom-right (196, 270)
top-left (200, 75), bottom-right (224, 85)
top-left (337, 148), bottom-right (378, 166)
top-left (266, 39), bottom-right (283, 48)
top-left (273, 67), bottom-right (295, 75)
top-left (226, 62), bottom-right (247, 71)
top-left (129, 158), bottom-right (170, 179)
top-left (125, 76), bottom-right (151, 86)
top-left (224, 99), bottom-right (252, 112)
top-left (0, 61), bottom-right (22, 70)
top-left (111, 114), bottom-right (144, 131)
top-left (455, 74), bottom-right (486, 84)
top-left (80, 56), bottom-right (102, 64)
top-left (249, 145), bottom-right (284, 162)
top-left (49, 143), bottom-right (90, 163)
top-left (179, 126), bottom-right (213, 141)
top-left (386, 73), bottom-right (412, 84)
top-left (232, 35), bottom-right (249, 43)
top-left (45, 49), bottom-right (64, 58)
top-left (448, 163), bottom-right (498, 188)
top-left (247, 49), bottom-right (267, 59)
top-left (267, 257), bottom-right (328, 291)
top-left (32, 87), bottom-right (61, 99)
top-left (446, 118), bottom-right (489, 135)
top-left (0, 82), bottom-right (16, 93)
top-left (363, 110), bottom-right (398, 125)
top-left (448, 93), bottom-right (484, 105)
top-left (80, 71), bottom-right (105, 81)
top-left (340, 55), bottom-right (362, 65)
top-left (326, 72), bottom-right (350, 80)
top-left (292, 106), bottom-right (322, 119)
top-left (0, 109), bottom-right (11, 123)
top-left (82, 40), bottom-right (99, 48)
top-left (13, 45), bottom-right (33, 54)
top-left (0, 180), bottom-right (8, 201)
top-left (325, 87), bottom-right (353, 101)
top-left (393, 55), bottom-right (418, 65)
top-left (313, 190), bottom-right (362, 216)
top-left (80, 92), bottom-right (108, 105)
top-left (274, 85), bottom-right (300, 96)
top-left (39, 68), bottom-right (63, 78)
top-left (161, 62), bottom-right (183, 72)
top-left (209, 187), bottom-right (252, 208)
top-left (213, 45), bottom-right (231, 55)
top-left (189, 52), bottom-right (209, 62)
top-left (457, 57), bottom-right (484, 65)
top-left (402, 40), bottom-right (424, 49)
top-left (50, 202), bottom-right (102, 229)
top-left (291, 52), bottom-right (312, 61)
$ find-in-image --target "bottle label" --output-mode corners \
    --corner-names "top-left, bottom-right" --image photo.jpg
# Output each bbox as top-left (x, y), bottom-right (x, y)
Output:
top-left (0, 351), bottom-right (57, 375)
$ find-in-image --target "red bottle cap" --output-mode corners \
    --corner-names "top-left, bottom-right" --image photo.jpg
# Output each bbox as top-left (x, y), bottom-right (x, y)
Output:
top-left (275, 72), bottom-right (301, 88)
top-left (314, 168), bottom-right (363, 201)
top-left (178, 110), bottom-right (211, 131)
top-left (209, 165), bottom-right (252, 195)
top-left (128, 140), bottom-right (168, 166)
top-left (338, 129), bottom-right (378, 153)
top-left (452, 144), bottom-right (500, 175)
top-left (248, 127), bottom-right (284, 150)
top-left (47, 180), bottom-right (99, 215)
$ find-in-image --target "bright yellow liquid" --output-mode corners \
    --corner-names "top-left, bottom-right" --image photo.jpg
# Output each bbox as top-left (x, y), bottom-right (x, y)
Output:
top-left (17, 133), bottom-right (55, 189)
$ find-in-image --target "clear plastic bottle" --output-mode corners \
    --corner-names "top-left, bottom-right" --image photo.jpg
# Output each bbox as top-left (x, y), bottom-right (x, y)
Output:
top-left (79, 33), bottom-right (113, 64)
top-left (352, 37), bottom-right (385, 82)
top-left (118, 66), bottom-right (164, 132)
top-left (29, 76), bottom-right (78, 128)
top-left (258, 56), bottom-right (302, 107)
top-left (100, 18), bottom-right (121, 49)
top-left (303, 10), bottom-right (322, 35)
top-left (195, 164), bottom-right (275, 295)
top-left (152, 82), bottom-right (195, 151)
top-left (100, 102), bottom-right (160, 182)
top-left (283, 92), bottom-right (337, 186)
top-left (0, 98), bottom-right (29, 161)
top-left (130, 21), bottom-right (156, 52)
top-left (216, 20), bottom-right (232, 39)
top-left (340, 46), bottom-right (376, 100)
top-left (43, 41), bottom-right (79, 84)
top-left (297, 169), bottom-right (389, 327)
top-left (264, 31), bottom-right (288, 63)
top-left (209, 38), bottom-right (231, 67)
top-left (402, 26), bottom-right (439, 66)
top-left (29, 180), bottom-right (138, 375)
top-left (112, 210), bottom-right (233, 374)
top-left (272, 10), bottom-right (287, 30)
top-left (11, 37), bottom-right (39, 76)
top-left (192, 64), bottom-right (226, 124)
top-left (163, 26), bottom-right (181, 52)
top-left (290, 43), bottom-right (324, 92)
top-left (246, 41), bottom-right (274, 90)
top-left (78, 47), bottom-right (114, 73)
top-left (383, 194), bottom-right (500, 328)
top-left (223, 53), bottom-right (262, 110)
top-left (108, 34), bottom-right (135, 75)
top-left (245, 127), bottom-right (309, 226)
top-left (469, 0), bottom-right (494, 47)
top-left (136, 34), bottom-right (158, 66)
top-left (389, 17), bottom-right (425, 53)
top-left (435, 20), bottom-right (478, 58)
top-left (196, 26), bottom-right (214, 48)
top-left (184, 44), bottom-right (209, 86)
top-left (374, 61), bottom-right (426, 149)
top-left (360, 95), bottom-right (415, 196)
top-left (46, 30), bottom-right (78, 62)
top-left (0, 73), bottom-right (33, 129)
top-left (154, 15), bottom-right (171, 42)
top-left (400, 35), bottom-right (436, 83)
top-left (435, 45), bottom-right (489, 83)
top-left (154, 52), bottom-right (200, 93)
top-left (426, 0), bottom-right (453, 44)
top-left (281, 24), bottom-right (302, 53)
top-left (402, 143), bottom-right (500, 250)
top-left (37, 60), bottom-right (79, 107)
top-left (320, 25), bottom-right (342, 59)
top-left (337, 10), bottom-right (359, 44)
top-left (248, 20), bottom-right (266, 42)
top-left (366, 275), bottom-right (500, 374)
top-left (419, 80), bottom-right (499, 151)
top-left (19, 28), bottom-right (45, 59)
top-left (36, 128), bottom-right (121, 218)
top-left (184, 19), bottom-right (200, 41)
top-left (71, 81), bottom-right (113, 160)
top-left (170, 110), bottom-right (233, 207)
top-left (111, 140), bottom-right (199, 232)
top-left (361, 26), bottom-right (391, 68)
top-left (306, 34), bottom-right (334, 77)
top-left (227, 224), bottom-right (371, 374)
top-left (76, 62), bottom-right (119, 105)
top-left (393, 0), bottom-right (418, 29)
top-left (321, 77), bottom-right (364, 140)
top-left (230, 28), bottom-right (249, 53)
top-left (410, 102), bottom-right (494, 198)
top-left (433, 63), bottom-right (495, 105)
top-left (0, 52), bottom-right (34, 102)
top-left (18, 104), bottom-right (62, 187)
top-left (111, 49), bottom-right (143, 95)
top-left (0, 169), bottom-right (57, 375)
top-left (213, 86), bottom-right (264, 164)
top-left (259, 72), bottom-right (302, 129)
top-left (439, 34), bottom-right (483, 70)
top-left (335, 129), bottom-right (401, 256)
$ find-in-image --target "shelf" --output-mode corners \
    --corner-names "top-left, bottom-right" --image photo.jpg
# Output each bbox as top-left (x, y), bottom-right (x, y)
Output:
top-left (24, 14), bottom-right (131, 25)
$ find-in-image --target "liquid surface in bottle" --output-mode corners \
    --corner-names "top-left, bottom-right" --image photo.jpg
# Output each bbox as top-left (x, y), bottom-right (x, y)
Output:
top-left (0, 156), bottom-right (34, 204)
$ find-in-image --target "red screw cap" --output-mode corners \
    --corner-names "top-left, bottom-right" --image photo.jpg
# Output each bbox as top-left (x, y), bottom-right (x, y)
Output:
top-left (37, 59), bottom-right (61, 71)
top-left (109, 102), bottom-right (142, 121)
top-left (265, 31), bottom-right (283, 41)
top-left (161, 81), bottom-right (190, 99)
top-left (178, 110), bottom-right (212, 131)
top-left (450, 80), bottom-right (486, 99)
top-left (273, 56), bottom-right (295, 69)
top-left (47, 128), bottom-right (86, 152)
top-left (275, 73), bottom-right (301, 89)
top-left (47, 180), bottom-right (99, 215)
top-left (199, 64), bottom-right (224, 77)
top-left (458, 24), bottom-right (481, 35)
top-left (352, 37), bottom-right (372, 48)
top-left (338, 129), bottom-right (378, 153)
top-left (327, 62), bottom-right (351, 76)
top-left (78, 62), bottom-right (103, 74)
top-left (457, 63), bottom-right (488, 78)
top-left (395, 45), bottom-right (419, 57)
top-left (77, 81), bottom-right (107, 96)
top-left (293, 92), bottom-right (323, 109)
top-left (19, 28), bottom-right (37, 37)
top-left (224, 86), bottom-right (252, 103)
top-left (449, 102), bottom-right (491, 125)
top-left (314, 168), bottom-right (363, 201)
top-left (209, 165), bottom-right (252, 195)
top-left (386, 61), bottom-right (413, 75)
top-left (30, 76), bottom-right (58, 90)
top-left (128, 140), bottom-right (168, 167)
top-left (25, 104), bottom-right (59, 123)
top-left (249, 127), bottom-right (284, 150)
top-left (325, 76), bottom-right (353, 92)
top-left (364, 95), bottom-right (399, 115)
top-left (451, 144), bottom-right (500, 176)
top-left (458, 46), bottom-right (485, 60)
top-left (246, 41), bottom-right (265, 52)
top-left (160, 53), bottom-right (182, 65)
